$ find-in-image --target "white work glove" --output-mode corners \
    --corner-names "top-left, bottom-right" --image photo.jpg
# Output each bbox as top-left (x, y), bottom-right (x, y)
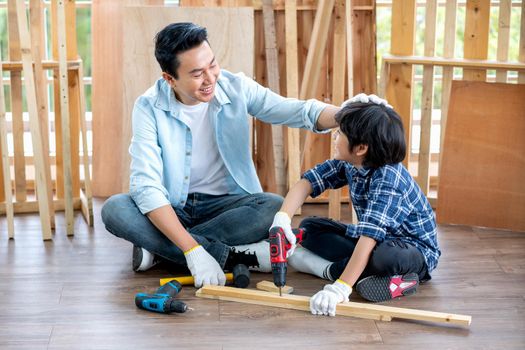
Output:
top-left (184, 245), bottom-right (226, 287)
top-left (342, 93), bottom-right (393, 109)
top-left (310, 279), bottom-right (352, 316)
top-left (270, 211), bottom-right (296, 257)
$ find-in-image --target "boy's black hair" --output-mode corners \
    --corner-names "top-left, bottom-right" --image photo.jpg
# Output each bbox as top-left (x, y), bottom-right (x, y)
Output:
top-left (154, 22), bottom-right (209, 79)
top-left (335, 102), bottom-right (406, 168)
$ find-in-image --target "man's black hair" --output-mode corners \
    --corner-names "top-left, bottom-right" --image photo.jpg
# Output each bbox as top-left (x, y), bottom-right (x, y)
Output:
top-left (154, 22), bottom-right (209, 79)
top-left (335, 102), bottom-right (406, 168)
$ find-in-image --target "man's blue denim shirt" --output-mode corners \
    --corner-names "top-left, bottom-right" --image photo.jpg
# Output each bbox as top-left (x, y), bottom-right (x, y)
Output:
top-left (129, 70), bottom-right (328, 214)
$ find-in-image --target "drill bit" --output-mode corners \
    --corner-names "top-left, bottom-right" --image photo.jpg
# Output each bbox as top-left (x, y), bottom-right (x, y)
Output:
top-left (279, 287), bottom-right (282, 297)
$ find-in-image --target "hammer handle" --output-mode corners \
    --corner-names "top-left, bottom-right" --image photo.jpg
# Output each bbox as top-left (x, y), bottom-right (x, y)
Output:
top-left (160, 273), bottom-right (234, 286)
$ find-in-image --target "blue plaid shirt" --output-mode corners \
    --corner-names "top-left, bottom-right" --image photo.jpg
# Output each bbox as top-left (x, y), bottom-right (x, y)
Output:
top-left (303, 160), bottom-right (440, 273)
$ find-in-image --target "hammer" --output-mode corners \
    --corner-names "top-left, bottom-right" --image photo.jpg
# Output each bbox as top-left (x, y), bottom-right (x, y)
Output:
top-left (159, 264), bottom-right (250, 288)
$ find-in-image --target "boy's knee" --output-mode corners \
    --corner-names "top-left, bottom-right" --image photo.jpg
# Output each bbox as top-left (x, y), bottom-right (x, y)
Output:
top-left (298, 216), bottom-right (321, 230)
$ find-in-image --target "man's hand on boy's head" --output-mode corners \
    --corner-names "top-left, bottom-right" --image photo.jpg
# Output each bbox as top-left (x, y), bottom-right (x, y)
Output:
top-left (342, 93), bottom-right (393, 109)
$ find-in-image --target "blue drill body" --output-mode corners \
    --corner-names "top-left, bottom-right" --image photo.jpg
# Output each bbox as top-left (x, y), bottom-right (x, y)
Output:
top-left (135, 280), bottom-right (188, 314)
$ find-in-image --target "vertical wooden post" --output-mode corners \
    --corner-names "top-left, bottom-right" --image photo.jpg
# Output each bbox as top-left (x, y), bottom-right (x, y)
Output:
top-left (284, 0), bottom-right (301, 214)
top-left (439, 0), bottom-right (457, 160)
top-left (0, 59), bottom-right (15, 239)
top-left (328, 0), bottom-right (347, 221)
top-left (57, 0), bottom-right (75, 235)
top-left (417, 0), bottom-right (437, 195)
top-left (518, 0), bottom-right (525, 84)
top-left (262, 0), bottom-right (285, 196)
top-left (351, 0), bottom-right (377, 94)
top-left (463, 0), bottom-right (490, 81)
top-left (30, 0), bottom-right (56, 229)
top-left (495, 0), bottom-right (511, 83)
top-left (77, 63), bottom-right (94, 226)
top-left (7, 0), bottom-right (27, 202)
top-left (14, 0), bottom-right (53, 240)
top-left (386, 0), bottom-right (416, 167)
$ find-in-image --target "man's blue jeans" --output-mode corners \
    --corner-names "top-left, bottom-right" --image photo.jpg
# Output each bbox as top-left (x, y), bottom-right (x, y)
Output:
top-left (101, 192), bottom-right (283, 269)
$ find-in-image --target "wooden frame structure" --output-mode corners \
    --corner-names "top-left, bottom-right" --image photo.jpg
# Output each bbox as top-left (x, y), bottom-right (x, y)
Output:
top-left (0, 0), bottom-right (93, 240)
top-left (380, 0), bottom-right (525, 208)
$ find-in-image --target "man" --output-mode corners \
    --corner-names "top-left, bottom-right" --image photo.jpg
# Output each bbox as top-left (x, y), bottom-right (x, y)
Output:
top-left (101, 22), bottom-right (382, 287)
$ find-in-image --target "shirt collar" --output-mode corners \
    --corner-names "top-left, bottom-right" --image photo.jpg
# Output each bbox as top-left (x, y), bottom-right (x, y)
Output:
top-left (154, 74), bottom-right (231, 114)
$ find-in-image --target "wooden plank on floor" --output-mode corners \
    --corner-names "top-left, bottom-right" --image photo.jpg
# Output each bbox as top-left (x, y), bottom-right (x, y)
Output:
top-left (196, 285), bottom-right (472, 326)
top-left (437, 81), bottom-right (525, 232)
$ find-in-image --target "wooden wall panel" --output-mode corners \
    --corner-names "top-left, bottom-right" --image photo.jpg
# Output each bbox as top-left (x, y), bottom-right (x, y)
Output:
top-left (91, 0), bottom-right (162, 197)
top-left (121, 7), bottom-right (254, 190)
top-left (437, 81), bottom-right (525, 232)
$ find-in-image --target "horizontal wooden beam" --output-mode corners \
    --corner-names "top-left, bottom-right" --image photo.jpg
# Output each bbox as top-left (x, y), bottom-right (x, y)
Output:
top-left (196, 285), bottom-right (472, 327)
top-left (0, 197), bottom-right (82, 214)
top-left (383, 55), bottom-right (525, 71)
top-left (1, 60), bottom-right (81, 71)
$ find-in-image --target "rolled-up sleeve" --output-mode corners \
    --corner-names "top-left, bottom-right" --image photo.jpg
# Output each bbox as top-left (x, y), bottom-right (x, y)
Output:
top-left (302, 160), bottom-right (348, 198)
top-left (128, 101), bottom-right (170, 214)
top-left (241, 73), bottom-right (329, 133)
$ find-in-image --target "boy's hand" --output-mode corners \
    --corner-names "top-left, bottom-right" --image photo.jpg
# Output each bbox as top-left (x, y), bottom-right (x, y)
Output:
top-left (270, 212), bottom-right (296, 257)
top-left (184, 245), bottom-right (226, 287)
top-left (310, 279), bottom-right (352, 316)
top-left (342, 93), bottom-right (393, 109)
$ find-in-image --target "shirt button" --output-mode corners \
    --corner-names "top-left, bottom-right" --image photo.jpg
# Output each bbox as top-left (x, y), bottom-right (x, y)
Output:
top-left (186, 152), bottom-right (190, 156)
top-left (184, 176), bottom-right (189, 180)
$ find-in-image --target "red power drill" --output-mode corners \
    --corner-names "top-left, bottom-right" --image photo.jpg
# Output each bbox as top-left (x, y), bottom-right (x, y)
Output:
top-left (269, 226), bottom-right (305, 296)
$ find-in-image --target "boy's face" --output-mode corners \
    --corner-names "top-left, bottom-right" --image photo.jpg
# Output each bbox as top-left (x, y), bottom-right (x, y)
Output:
top-left (333, 129), bottom-right (367, 167)
top-left (162, 41), bottom-right (220, 105)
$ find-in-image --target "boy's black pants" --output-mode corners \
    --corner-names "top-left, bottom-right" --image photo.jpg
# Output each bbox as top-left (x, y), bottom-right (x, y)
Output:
top-left (299, 217), bottom-right (430, 282)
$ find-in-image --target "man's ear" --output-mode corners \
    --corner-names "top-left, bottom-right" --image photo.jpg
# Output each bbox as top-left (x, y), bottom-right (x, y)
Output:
top-left (355, 144), bottom-right (368, 156)
top-left (162, 72), bottom-right (176, 87)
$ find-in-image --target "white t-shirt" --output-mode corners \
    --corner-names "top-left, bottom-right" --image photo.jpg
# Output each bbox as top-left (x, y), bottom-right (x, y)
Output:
top-left (176, 101), bottom-right (230, 195)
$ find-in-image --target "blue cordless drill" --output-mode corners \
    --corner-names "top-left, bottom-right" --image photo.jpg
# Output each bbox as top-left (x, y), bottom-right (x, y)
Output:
top-left (135, 280), bottom-right (189, 314)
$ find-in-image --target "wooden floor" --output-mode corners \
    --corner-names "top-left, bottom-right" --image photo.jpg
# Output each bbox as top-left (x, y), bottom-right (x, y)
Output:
top-left (1, 198), bottom-right (524, 349)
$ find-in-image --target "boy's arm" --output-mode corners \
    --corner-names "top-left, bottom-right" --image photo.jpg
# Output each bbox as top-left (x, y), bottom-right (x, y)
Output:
top-left (279, 178), bottom-right (313, 218)
top-left (338, 235), bottom-right (377, 287)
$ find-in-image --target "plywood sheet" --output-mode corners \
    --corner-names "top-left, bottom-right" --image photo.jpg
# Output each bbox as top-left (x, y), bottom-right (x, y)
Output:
top-left (437, 81), bottom-right (525, 232)
top-left (120, 6), bottom-right (254, 191)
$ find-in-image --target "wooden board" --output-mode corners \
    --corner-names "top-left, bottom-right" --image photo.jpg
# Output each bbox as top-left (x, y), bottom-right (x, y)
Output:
top-left (255, 280), bottom-right (294, 294)
top-left (196, 285), bottom-right (472, 326)
top-left (91, 0), bottom-right (163, 197)
top-left (119, 7), bottom-right (254, 192)
top-left (437, 81), bottom-right (525, 232)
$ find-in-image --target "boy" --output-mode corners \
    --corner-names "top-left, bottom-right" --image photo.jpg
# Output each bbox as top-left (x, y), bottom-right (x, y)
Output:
top-left (270, 102), bottom-right (440, 316)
